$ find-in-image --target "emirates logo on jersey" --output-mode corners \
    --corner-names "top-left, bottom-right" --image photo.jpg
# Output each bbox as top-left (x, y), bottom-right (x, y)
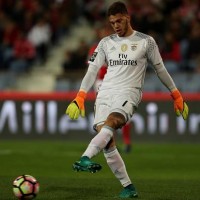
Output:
top-left (121, 44), bottom-right (128, 52)
top-left (131, 44), bottom-right (137, 51)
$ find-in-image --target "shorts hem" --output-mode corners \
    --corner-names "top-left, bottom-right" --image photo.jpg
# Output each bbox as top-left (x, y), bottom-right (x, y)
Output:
top-left (93, 121), bottom-right (105, 132)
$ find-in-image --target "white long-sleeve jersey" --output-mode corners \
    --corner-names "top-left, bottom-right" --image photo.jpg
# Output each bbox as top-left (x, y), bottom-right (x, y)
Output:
top-left (80, 31), bottom-right (176, 92)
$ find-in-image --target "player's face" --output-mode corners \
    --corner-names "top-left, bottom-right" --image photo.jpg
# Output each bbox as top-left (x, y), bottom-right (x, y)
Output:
top-left (109, 13), bottom-right (129, 37)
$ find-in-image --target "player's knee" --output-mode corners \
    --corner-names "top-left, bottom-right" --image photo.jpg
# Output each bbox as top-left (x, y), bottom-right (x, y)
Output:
top-left (104, 137), bottom-right (116, 150)
top-left (105, 112), bottom-right (126, 130)
top-left (96, 124), bottom-right (104, 133)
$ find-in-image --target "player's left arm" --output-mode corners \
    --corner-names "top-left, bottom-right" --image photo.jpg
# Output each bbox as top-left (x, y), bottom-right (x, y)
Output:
top-left (147, 37), bottom-right (189, 120)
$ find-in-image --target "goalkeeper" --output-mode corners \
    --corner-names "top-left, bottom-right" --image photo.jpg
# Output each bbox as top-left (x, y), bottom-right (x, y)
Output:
top-left (66, 1), bottom-right (189, 198)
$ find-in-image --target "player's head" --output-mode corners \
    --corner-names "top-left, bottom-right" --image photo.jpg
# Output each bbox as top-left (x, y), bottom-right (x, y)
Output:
top-left (107, 1), bottom-right (132, 37)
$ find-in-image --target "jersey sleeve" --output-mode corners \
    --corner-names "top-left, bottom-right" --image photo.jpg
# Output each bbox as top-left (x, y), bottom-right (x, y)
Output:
top-left (146, 36), bottom-right (163, 65)
top-left (79, 64), bottom-right (99, 92)
top-left (79, 39), bottom-right (107, 92)
top-left (146, 37), bottom-right (176, 92)
top-left (88, 38), bottom-right (106, 68)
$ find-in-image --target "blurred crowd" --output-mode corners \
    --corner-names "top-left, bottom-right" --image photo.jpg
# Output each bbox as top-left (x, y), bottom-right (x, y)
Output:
top-left (62, 0), bottom-right (200, 74)
top-left (128, 0), bottom-right (200, 73)
top-left (0, 0), bottom-right (200, 76)
top-left (0, 0), bottom-right (79, 73)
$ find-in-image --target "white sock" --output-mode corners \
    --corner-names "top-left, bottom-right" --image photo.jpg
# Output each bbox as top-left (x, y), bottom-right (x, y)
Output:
top-left (82, 126), bottom-right (114, 158)
top-left (104, 148), bottom-right (132, 187)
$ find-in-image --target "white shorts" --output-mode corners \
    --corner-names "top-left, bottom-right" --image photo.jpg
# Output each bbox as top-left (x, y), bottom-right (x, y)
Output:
top-left (93, 88), bottom-right (142, 130)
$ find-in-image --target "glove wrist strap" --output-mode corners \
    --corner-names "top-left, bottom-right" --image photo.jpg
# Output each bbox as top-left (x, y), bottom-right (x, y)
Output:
top-left (171, 89), bottom-right (182, 100)
top-left (77, 91), bottom-right (87, 99)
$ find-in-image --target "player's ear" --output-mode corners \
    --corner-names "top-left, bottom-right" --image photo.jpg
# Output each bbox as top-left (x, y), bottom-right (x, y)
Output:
top-left (126, 15), bottom-right (130, 22)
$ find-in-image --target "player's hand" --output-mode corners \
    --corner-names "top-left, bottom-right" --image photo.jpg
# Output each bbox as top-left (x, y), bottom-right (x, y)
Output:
top-left (171, 89), bottom-right (189, 120)
top-left (66, 91), bottom-right (86, 120)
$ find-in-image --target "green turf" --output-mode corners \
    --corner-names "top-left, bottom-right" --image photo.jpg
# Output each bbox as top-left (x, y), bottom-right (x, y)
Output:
top-left (0, 140), bottom-right (200, 200)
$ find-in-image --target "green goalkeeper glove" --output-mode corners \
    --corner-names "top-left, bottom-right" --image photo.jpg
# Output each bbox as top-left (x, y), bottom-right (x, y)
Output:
top-left (171, 89), bottom-right (189, 120)
top-left (66, 91), bottom-right (86, 120)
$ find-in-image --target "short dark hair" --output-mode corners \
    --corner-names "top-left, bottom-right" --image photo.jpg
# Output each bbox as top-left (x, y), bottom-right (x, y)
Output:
top-left (107, 1), bottom-right (128, 16)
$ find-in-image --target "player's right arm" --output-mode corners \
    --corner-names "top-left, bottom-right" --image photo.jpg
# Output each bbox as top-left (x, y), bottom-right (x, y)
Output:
top-left (65, 65), bottom-right (98, 119)
top-left (66, 39), bottom-right (106, 120)
top-left (146, 37), bottom-right (189, 120)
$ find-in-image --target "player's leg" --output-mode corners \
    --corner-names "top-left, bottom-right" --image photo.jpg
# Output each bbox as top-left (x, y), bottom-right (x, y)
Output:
top-left (103, 130), bottom-right (138, 198)
top-left (73, 112), bottom-right (122, 173)
top-left (102, 91), bottom-right (140, 198)
top-left (73, 92), bottom-right (112, 173)
top-left (73, 89), bottom-right (140, 177)
top-left (83, 111), bottom-right (126, 159)
top-left (73, 110), bottom-right (125, 173)
top-left (122, 122), bottom-right (132, 153)
top-left (72, 125), bottom-right (114, 173)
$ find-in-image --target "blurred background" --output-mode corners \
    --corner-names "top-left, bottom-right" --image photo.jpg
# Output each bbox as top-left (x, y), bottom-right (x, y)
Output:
top-left (0, 0), bottom-right (200, 92)
top-left (0, 0), bottom-right (200, 141)
top-left (1, 2), bottom-right (200, 199)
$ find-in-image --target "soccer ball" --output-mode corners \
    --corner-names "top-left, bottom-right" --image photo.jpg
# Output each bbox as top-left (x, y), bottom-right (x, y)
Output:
top-left (13, 175), bottom-right (40, 199)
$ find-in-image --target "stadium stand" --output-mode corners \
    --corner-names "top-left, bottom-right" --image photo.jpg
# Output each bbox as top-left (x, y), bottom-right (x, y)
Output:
top-left (0, 0), bottom-right (200, 92)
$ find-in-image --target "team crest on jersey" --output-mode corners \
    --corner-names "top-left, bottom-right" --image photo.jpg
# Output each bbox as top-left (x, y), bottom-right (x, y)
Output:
top-left (121, 44), bottom-right (128, 52)
top-left (89, 52), bottom-right (98, 62)
top-left (131, 44), bottom-right (137, 51)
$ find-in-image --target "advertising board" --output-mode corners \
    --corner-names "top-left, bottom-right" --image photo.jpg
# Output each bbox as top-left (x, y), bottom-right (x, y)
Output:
top-left (0, 92), bottom-right (199, 142)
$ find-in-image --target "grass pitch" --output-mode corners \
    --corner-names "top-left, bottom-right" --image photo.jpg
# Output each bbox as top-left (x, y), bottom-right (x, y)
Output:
top-left (0, 140), bottom-right (199, 200)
